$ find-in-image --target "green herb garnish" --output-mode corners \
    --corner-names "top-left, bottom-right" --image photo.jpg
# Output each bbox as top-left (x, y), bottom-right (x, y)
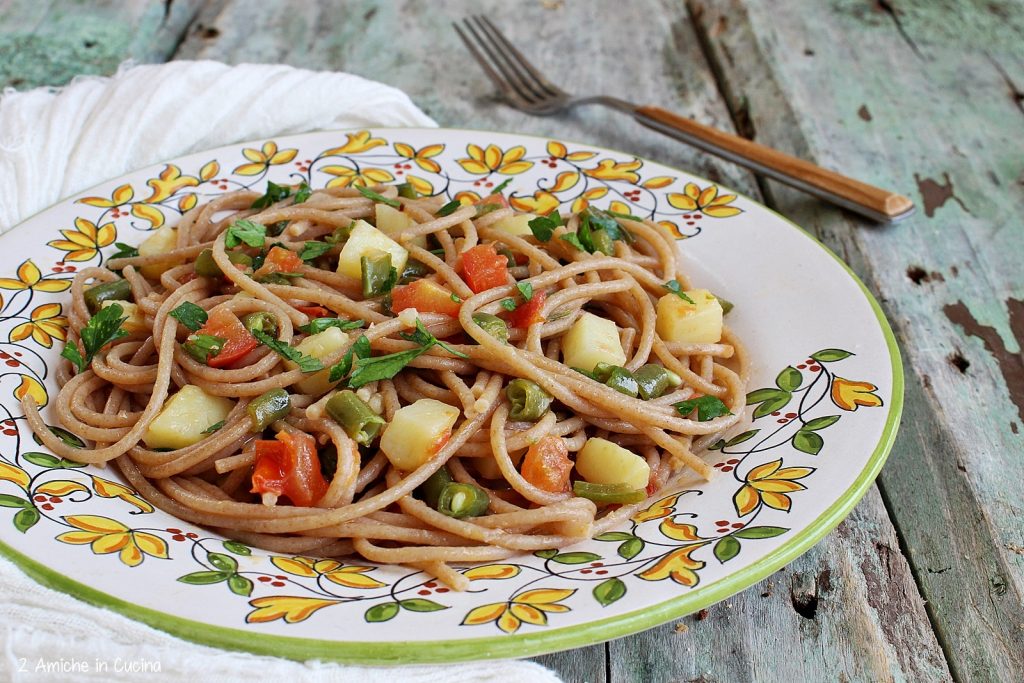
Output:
top-left (559, 233), bottom-right (586, 251)
top-left (108, 242), bottom-right (139, 261)
top-left (224, 219), bottom-right (266, 249)
top-left (299, 241), bottom-right (332, 261)
top-left (515, 282), bottom-right (533, 301)
top-left (450, 293), bottom-right (463, 303)
top-left (356, 185), bottom-right (401, 208)
top-left (673, 396), bottom-right (732, 421)
top-left (252, 330), bottom-right (323, 372)
top-left (346, 320), bottom-right (466, 388)
top-left (299, 318), bottom-right (366, 335)
top-left (251, 181), bottom-right (291, 210)
top-left (328, 335), bottom-right (371, 382)
top-left (663, 280), bottom-right (696, 305)
top-left (500, 298), bottom-right (517, 311)
top-left (168, 301), bottom-right (208, 332)
top-left (528, 211), bottom-right (562, 242)
top-left (60, 303), bottom-right (129, 373)
top-left (201, 420), bottom-right (225, 434)
top-left (491, 178), bottom-right (512, 195)
top-left (293, 181), bottom-right (312, 204)
top-left (436, 199), bottom-right (462, 216)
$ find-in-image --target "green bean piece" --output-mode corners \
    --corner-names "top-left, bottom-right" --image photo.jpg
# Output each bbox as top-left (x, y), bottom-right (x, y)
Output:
top-left (195, 248), bottom-right (253, 277)
top-left (505, 378), bottom-right (552, 421)
top-left (497, 247), bottom-right (517, 267)
top-left (325, 390), bottom-right (386, 446)
top-left (247, 388), bottom-right (290, 432)
top-left (437, 482), bottom-right (490, 518)
top-left (399, 258), bottom-right (430, 283)
top-left (590, 228), bottom-right (615, 256)
top-left (634, 364), bottom-right (683, 400)
top-left (472, 313), bottom-right (509, 344)
top-left (319, 443), bottom-right (338, 480)
top-left (361, 252), bottom-right (394, 297)
top-left (182, 334), bottom-right (225, 364)
top-left (325, 221), bottom-right (355, 244)
top-left (591, 362), bottom-right (616, 383)
top-left (418, 466), bottom-right (453, 509)
top-left (396, 182), bottom-right (419, 199)
top-left (572, 480), bottom-right (646, 504)
top-left (605, 366), bottom-right (639, 397)
top-left (241, 311), bottom-right (279, 338)
top-left (84, 279), bottom-right (131, 314)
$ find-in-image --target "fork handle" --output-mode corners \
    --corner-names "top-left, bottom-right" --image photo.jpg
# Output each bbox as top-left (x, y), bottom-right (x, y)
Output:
top-left (634, 105), bottom-right (914, 223)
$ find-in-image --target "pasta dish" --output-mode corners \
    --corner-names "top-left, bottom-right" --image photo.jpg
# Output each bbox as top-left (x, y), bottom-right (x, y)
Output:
top-left (23, 180), bottom-right (747, 589)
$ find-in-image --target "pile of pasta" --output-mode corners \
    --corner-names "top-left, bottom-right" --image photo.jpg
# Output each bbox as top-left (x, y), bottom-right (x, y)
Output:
top-left (24, 182), bottom-right (748, 589)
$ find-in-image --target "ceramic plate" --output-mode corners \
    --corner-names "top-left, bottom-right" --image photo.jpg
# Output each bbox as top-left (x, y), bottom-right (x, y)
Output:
top-left (0, 128), bottom-right (902, 663)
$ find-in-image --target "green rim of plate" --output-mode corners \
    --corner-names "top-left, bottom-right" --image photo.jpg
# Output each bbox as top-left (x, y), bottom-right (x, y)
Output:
top-left (0, 127), bottom-right (904, 664)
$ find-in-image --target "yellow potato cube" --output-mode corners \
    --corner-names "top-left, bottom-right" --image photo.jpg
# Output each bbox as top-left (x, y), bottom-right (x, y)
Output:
top-left (288, 326), bottom-right (349, 396)
top-left (137, 226), bottom-right (178, 278)
top-left (101, 300), bottom-right (146, 334)
top-left (562, 312), bottom-right (626, 372)
top-left (655, 288), bottom-right (723, 344)
top-left (491, 212), bottom-right (538, 237)
top-left (375, 204), bottom-right (427, 249)
top-left (575, 437), bottom-right (651, 490)
top-left (380, 398), bottom-right (461, 471)
top-left (337, 219), bottom-right (409, 279)
top-left (143, 385), bottom-right (234, 450)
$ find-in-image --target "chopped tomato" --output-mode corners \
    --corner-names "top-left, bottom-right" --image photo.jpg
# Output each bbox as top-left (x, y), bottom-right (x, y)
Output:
top-left (250, 430), bottom-right (328, 507)
top-left (196, 308), bottom-right (258, 368)
top-left (296, 305), bottom-right (330, 318)
top-left (508, 289), bottom-right (546, 328)
top-left (254, 246), bottom-right (303, 278)
top-left (391, 279), bottom-right (461, 317)
top-left (520, 436), bottom-right (572, 493)
top-left (460, 244), bottom-right (509, 293)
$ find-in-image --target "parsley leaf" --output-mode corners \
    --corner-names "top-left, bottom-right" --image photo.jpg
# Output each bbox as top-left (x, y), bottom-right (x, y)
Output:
top-left (436, 199), bottom-right (462, 217)
top-left (60, 303), bottom-right (129, 373)
top-left (299, 241), bottom-right (332, 261)
top-left (583, 206), bottom-right (625, 241)
top-left (356, 185), bottom-right (401, 208)
top-left (491, 178), bottom-right (512, 195)
top-left (500, 298), bottom-right (517, 311)
top-left (201, 420), bottom-right (225, 434)
top-left (293, 181), bottom-right (312, 204)
top-left (528, 211), bottom-right (562, 242)
top-left (673, 396), bottom-right (732, 421)
top-left (328, 334), bottom-right (371, 382)
top-left (516, 282), bottom-right (533, 301)
top-left (252, 330), bottom-right (323, 372)
top-left (251, 181), bottom-right (291, 210)
top-left (608, 209), bottom-right (645, 222)
top-left (109, 242), bottom-right (139, 261)
top-left (559, 232), bottom-right (586, 251)
top-left (299, 318), bottom-right (366, 335)
top-left (169, 302), bottom-right (208, 332)
top-left (225, 219), bottom-right (266, 249)
top-left (450, 293), bottom-right (463, 303)
top-left (663, 280), bottom-right (696, 305)
top-left (348, 347), bottom-right (428, 388)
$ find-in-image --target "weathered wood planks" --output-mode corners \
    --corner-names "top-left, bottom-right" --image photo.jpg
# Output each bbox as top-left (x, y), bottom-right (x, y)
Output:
top-left (0, 0), bottom-right (204, 89)
top-left (690, 0), bottom-right (1024, 680)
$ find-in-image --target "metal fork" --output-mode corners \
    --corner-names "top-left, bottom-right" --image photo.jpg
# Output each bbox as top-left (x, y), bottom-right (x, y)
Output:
top-left (454, 16), bottom-right (914, 224)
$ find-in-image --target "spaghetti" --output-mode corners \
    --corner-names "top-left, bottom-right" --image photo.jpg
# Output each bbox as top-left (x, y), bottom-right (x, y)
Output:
top-left (24, 183), bottom-right (748, 589)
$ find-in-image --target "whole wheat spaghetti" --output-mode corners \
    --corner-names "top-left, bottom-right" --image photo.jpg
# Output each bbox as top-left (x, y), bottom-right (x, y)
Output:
top-left (24, 182), bottom-right (748, 588)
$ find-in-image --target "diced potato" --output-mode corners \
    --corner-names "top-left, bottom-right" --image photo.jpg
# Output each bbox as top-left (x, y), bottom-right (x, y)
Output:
top-left (375, 204), bottom-right (427, 249)
top-left (575, 437), bottom-right (651, 490)
top-left (288, 327), bottom-right (349, 395)
top-left (655, 288), bottom-right (723, 344)
top-left (491, 212), bottom-right (538, 237)
top-left (562, 311), bottom-right (626, 372)
top-left (101, 300), bottom-right (146, 334)
top-left (380, 398), bottom-right (460, 471)
top-left (143, 385), bottom-right (234, 450)
top-left (137, 226), bottom-right (178, 278)
top-left (337, 219), bottom-right (409, 279)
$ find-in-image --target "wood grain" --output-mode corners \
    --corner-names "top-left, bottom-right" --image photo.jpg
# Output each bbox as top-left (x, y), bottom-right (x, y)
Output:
top-left (689, 0), bottom-right (1024, 680)
top-left (0, 0), bottom-right (204, 89)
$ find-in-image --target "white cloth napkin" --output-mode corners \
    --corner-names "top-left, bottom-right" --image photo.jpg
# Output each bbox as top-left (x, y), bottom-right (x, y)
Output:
top-left (0, 60), bottom-right (563, 683)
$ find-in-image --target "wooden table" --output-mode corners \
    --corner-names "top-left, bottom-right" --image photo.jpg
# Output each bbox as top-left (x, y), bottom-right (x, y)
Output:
top-left (2, 1), bottom-right (1021, 680)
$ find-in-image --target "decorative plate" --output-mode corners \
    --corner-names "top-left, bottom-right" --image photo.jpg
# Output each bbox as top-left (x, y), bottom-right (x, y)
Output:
top-left (0, 128), bottom-right (902, 663)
